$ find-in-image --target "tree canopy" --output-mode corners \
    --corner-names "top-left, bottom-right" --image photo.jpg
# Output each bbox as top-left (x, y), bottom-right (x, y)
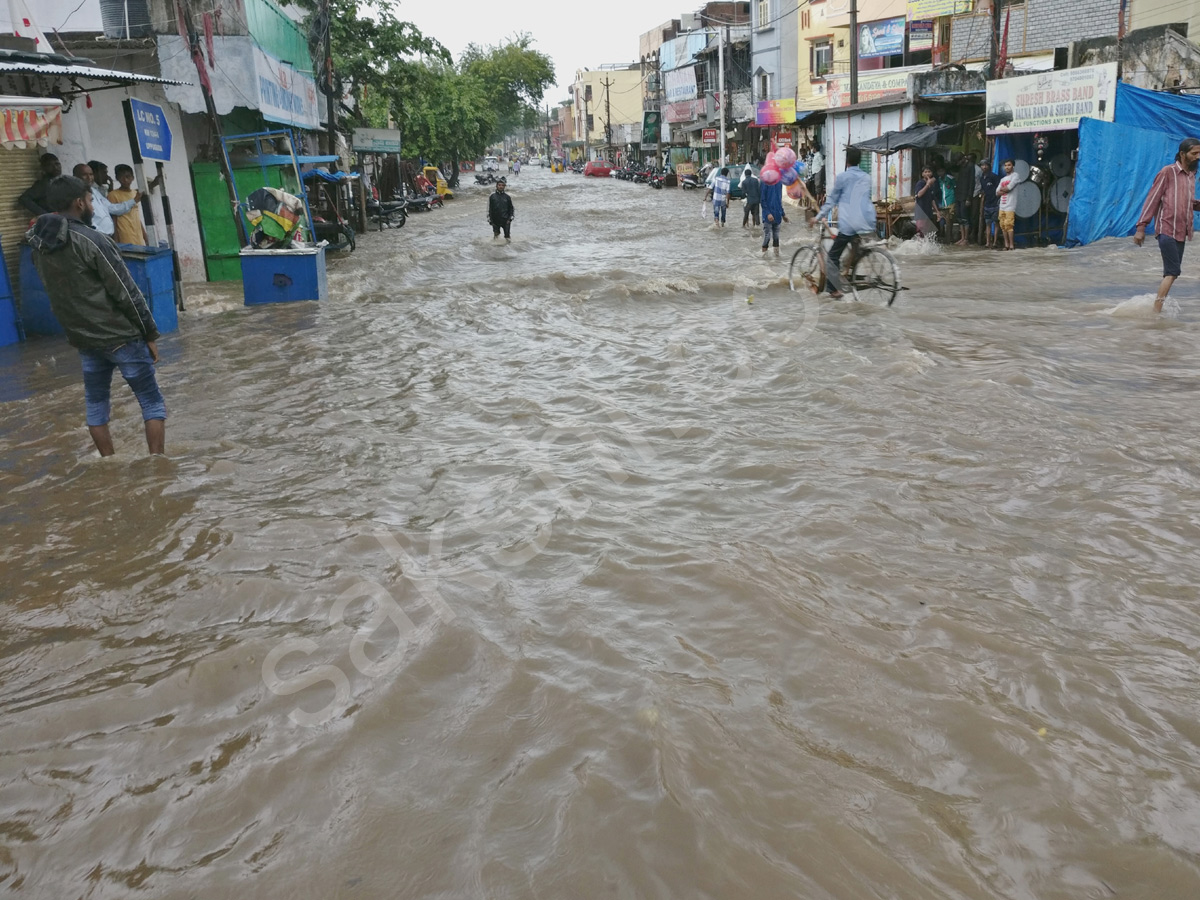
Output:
top-left (301, 6), bottom-right (556, 172)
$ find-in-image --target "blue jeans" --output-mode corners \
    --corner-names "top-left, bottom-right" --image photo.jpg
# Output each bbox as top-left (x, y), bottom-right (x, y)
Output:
top-left (79, 340), bottom-right (166, 426)
top-left (713, 201), bottom-right (727, 224)
top-left (762, 219), bottom-right (780, 248)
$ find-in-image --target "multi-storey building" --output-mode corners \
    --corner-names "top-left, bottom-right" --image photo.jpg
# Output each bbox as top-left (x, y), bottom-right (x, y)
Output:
top-left (571, 65), bottom-right (645, 161)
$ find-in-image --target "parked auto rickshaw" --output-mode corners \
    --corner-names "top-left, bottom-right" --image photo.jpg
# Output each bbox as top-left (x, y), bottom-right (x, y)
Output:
top-left (423, 166), bottom-right (454, 199)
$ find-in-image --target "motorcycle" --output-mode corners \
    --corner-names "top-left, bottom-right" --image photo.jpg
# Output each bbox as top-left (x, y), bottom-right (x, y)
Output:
top-left (367, 196), bottom-right (407, 230)
top-left (405, 190), bottom-right (443, 213)
top-left (474, 171), bottom-right (497, 185)
top-left (312, 213), bottom-right (356, 252)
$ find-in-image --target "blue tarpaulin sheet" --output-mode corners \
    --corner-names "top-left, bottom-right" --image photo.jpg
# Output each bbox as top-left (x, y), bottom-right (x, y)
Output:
top-left (1065, 118), bottom-right (1197, 246)
top-left (1115, 81), bottom-right (1200, 137)
top-left (1064, 83), bottom-right (1200, 246)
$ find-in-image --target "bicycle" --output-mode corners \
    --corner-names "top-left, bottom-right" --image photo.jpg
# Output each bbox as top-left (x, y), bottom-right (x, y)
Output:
top-left (788, 220), bottom-right (901, 306)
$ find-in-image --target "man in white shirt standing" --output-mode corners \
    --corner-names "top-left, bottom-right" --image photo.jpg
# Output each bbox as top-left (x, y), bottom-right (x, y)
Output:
top-left (71, 163), bottom-right (140, 237)
top-left (995, 159), bottom-right (1020, 251)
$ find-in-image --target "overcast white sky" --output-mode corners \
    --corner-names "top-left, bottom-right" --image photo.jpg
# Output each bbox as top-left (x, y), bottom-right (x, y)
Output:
top-left (395, 0), bottom-right (692, 103)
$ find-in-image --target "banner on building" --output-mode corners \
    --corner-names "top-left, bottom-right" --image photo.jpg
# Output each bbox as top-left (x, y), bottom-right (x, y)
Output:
top-left (253, 44), bottom-right (320, 130)
top-left (642, 110), bottom-right (662, 143)
top-left (909, 20), bottom-right (934, 50)
top-left (664, 66), bottom-right (699, 103)
top-left (826, 68), bottom-right (913, 108)
top-left (664, 99), bottom-right (701, 123)
top-left (986, 62), bottom-right (1118, 135)
top-left (859, 17), bottom-right (906, 59)
top-left (702, 128), bottom-right (718, 144)
top-left (906, 0), bottom-right (971, 20)
top-left (773, 132), bottom-right (792, 147)
top-left (756, 98), bottom-right (795, 126)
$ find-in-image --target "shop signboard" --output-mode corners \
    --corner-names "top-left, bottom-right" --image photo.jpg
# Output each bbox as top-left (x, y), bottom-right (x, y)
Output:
top-left (128, 99), bottom-right (172, 161)
top-left (774, 132), bottom-right (792, 147)
top-left (906, 0), bottom-right (971, 20)
top-left (859, 17), bottom-right (906, 59)
top-left (352, 128), bottom-right (402, 152)
top-left (985, 62), bottom-right (1118, 135)
top-left (664, 99), bottom-right (701, 123)
top-left (253, 45), bottom-right (320, 130)
top-left (676, 162), bottom-right (695, 177)
top-left (664, 66), bottom-right (699, 103)
top-left (755, 98), bottom-right (796, 126)
top-left (702, 128), bottom-right (718, 144)
top-left (642, 110), bottom-right (661, 143)
top-left (909, 20), bottom-right (934, 51)
top-left (826, 68), bottom-right (913, 108)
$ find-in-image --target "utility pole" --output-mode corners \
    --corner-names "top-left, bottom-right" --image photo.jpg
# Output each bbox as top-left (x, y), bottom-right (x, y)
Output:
top-left (718, 24), bottom-right (727, 167)
top-left (1116, 0), bottom-right (1127, 80)
top-left (545, 102), bottom-right (551, 162)
top-left (849, 0), bottom-right (859, 105)
top-left (603, 76), bottom-right (613, 159)
top-left (176, 0), bottom-right (246, 244)
top-left (989, 0), bottom-right (1003, 79)
top-left (321, 0), bottom-right (336, 155)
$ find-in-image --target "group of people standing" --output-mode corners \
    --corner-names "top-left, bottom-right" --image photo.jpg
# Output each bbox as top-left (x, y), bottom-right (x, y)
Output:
top-left (19, 153), bottom-right (155, 245)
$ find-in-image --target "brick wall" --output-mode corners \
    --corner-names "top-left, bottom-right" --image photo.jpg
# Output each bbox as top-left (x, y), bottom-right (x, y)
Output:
top-left (950, 0), bottom-right (1124, 61)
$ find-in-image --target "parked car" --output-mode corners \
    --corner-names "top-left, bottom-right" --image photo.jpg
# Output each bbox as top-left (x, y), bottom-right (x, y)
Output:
top-left (528, 155), bottom-right (543, 167)
top-left (584, 159), bottom-right (615, 177)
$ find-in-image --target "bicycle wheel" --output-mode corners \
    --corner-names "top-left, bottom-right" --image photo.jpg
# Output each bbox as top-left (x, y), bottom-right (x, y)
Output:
top-left (789, 246), bottom-right (825, 294)
top-left (849, 247), bottom-right (900, 306)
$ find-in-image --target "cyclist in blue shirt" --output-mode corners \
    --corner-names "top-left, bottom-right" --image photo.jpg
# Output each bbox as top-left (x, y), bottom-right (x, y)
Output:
top-left (808, 146), bottom-right (877, 298)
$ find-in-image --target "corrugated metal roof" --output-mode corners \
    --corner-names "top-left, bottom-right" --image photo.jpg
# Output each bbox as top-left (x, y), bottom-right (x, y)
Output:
top-left (0, 59), bottom-right (188, 86)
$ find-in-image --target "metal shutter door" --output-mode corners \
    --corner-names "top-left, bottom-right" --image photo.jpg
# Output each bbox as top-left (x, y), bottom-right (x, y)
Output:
top-left (0, 147), bottom-right (44, 302)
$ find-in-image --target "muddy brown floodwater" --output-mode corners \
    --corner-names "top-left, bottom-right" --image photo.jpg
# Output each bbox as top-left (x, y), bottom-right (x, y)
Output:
top-left (2, 166), bottom-right (1200, 899)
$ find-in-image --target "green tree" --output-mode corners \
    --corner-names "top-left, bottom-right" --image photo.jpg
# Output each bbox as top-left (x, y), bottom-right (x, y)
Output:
top-left (460, 34), bottom-right (556, 140)
top-left (300, 0), bottom-right (449, 136)
top-left (398, 65), bottom-right (496, 186)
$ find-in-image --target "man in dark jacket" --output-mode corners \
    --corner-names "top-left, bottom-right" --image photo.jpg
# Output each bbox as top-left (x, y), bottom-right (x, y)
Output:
top-left (18, 153), bottom-right (62, 218)
top-left (954, 153), bottom-right (975, 245)
top-left (27, 176), bottom-right (166, 456)
top-left (487, 177), bottom-right (515, 241)
top-left (741, 167), bottom-right (761, 228)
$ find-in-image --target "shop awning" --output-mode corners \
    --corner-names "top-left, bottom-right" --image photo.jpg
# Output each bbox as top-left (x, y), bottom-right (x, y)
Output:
top-left (0, 96), bottom-right (62, 149)
top-left (0, 49), bottom-right (188, 90)
top-left (920, 89), bottom-right (986, 99)
top-left (851, 122), bottom-right (958, 154)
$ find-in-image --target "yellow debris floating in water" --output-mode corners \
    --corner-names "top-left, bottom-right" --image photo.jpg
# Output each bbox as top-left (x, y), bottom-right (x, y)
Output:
top-left (1038, 728), bottom-right (1047, 737)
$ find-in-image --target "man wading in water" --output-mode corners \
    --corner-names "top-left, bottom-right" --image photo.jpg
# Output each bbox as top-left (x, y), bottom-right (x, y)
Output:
top-left (1134, 137), bottom-right (1200, 312)
top-left (488, 177), bottom-right (514, 242)
top-left (27, 175), bottom-right (166, 456)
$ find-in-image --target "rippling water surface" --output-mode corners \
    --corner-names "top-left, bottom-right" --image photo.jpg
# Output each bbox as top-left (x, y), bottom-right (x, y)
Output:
top-left (2, 168), bottom-right (1200, 899)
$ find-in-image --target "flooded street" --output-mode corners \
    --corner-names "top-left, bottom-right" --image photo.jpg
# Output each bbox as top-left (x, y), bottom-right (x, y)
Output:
top-left (3, 166), bottom-right (1200, 899)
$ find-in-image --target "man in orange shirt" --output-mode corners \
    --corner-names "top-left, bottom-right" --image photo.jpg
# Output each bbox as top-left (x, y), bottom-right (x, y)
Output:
top-left (108, 164), bottom-right (147, 245)
top-left (1134, 138), bottom-right (1200, 312)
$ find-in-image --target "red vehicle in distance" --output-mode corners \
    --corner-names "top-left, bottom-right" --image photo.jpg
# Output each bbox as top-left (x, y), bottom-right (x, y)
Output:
top-left (583, 159), bottom-right (615, 177)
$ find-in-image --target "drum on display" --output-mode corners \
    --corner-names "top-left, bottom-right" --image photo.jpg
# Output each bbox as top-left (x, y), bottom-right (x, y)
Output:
top-left (1050, 177), bottom-right (1074, 213)
top-left (1049, 154), bottom-right (1072, 178)
top-left (1014, 181), bottom-right (1042, 218)
top-left (1013, 159), bottom-right (1031, 181)
top-left (1028, 165), bottom-right (1052, 186)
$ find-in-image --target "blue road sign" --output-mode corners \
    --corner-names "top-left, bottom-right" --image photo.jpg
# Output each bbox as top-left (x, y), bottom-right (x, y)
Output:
top-left (129, 98), bottom-right (172, 161)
